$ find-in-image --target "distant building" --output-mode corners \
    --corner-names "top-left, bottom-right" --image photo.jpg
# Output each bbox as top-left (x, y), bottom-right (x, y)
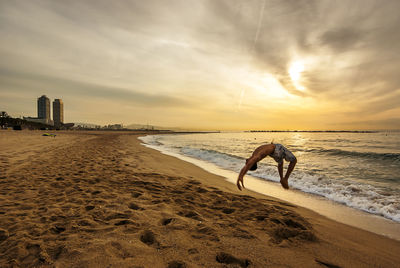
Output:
top-left (37, 95), bottom-right (52, 125)
top-left (24, 95), bottom-right (54, 125)
top-left (53, 99), bottom-right (64, 128)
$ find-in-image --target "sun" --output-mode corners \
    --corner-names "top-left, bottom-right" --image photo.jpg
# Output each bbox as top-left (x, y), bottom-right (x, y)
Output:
top-left (289, 61), bottom-right (304, 82)
top-left (289, 61), bottom-right (306, 91)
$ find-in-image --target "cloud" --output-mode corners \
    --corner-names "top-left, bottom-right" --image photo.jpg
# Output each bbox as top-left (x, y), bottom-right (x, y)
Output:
top-left (319, 27), bottom-right (365, 52)
top-left (0, 0), bottom-right (400, 129)
top-left (0, 67), bottom-right (195, 108)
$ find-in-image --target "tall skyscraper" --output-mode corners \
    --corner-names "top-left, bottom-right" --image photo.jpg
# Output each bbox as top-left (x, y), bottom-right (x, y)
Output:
top-left (37, 95), bottom-right (50, 122)
top-left (53, 99), bottom-right (64, 128)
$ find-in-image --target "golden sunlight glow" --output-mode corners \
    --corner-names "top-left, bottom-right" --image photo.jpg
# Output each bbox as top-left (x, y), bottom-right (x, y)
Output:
top-left (261, 73), bottom-right (292, 98)
top-left (289, 61), bottom-right (306, 91)
top-left (236, 67), bottom-right (292, 100)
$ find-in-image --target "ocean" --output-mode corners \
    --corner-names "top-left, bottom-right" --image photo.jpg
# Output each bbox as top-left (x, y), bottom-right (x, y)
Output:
top-left (139, 131), bottom-right (400, 223)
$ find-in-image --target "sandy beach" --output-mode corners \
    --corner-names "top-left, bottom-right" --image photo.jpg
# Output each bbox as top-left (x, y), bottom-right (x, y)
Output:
top-left (0, 131), bottom-right (399, 267)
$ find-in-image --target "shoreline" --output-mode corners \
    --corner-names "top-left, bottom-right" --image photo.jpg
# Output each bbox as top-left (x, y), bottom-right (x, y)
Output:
top-left (1, 130), bottom-right (399, 267)
top-left (140, 139), bottom-right (400, 241)
top-left (247, 130), bottom-right (380, 133)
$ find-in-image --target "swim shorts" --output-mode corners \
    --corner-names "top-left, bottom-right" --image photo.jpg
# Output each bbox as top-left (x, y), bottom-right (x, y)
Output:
top-left (271, 144), bottom-right (296, 164)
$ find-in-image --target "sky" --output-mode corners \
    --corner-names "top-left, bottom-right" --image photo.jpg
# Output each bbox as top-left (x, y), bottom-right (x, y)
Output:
top-left (1, 0), bottom-right (400, 130)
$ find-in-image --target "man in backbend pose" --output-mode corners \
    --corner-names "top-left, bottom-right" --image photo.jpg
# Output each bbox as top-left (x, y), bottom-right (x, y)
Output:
top-left (236, 143), bottom-right (297, 190)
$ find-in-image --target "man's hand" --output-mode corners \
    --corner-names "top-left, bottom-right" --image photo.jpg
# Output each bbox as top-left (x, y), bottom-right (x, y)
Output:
top-left (237, 176), bottom-right (245, 191)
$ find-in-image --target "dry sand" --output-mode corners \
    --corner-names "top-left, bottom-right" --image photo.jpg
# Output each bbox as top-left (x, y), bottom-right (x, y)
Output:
top-left (0, 130), bottom-right (399, 267)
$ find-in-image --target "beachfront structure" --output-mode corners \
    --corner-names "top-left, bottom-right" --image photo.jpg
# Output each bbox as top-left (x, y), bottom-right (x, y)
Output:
top-left (23, 117), bottom-right (52, 125)
top-left (53, 99), bottom-right (64, 128)
top-left (37, 95), bottom-right (51, 124)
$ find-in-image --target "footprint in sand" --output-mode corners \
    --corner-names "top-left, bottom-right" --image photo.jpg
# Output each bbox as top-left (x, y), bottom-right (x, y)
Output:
top-left (85, 205), bottom-right (95, 211)
top-left (161, 218), bottom-right (173, 226)
top-left (131, 191), bottom-right (142, 198)
top-left (50, 225), bottom-right (66, 234)
top-left (140, 230), bottom-right (159, 247)
top-left (167, 260), bottom-right (187, 268)
top-left (128, 203), bottom-right (142, 210)
top-left (114, 219), bottom-right (135, 226)
top-left (315, 259), bottom-right (342, 268)
top-left (216, 252), bottom-right (251, 268)
top-left (0, 229), bottom-right (9, 242)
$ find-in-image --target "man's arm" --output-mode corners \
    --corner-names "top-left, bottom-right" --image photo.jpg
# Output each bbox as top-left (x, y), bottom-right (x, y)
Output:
top-left (237, 157), bottom-right (257, 191)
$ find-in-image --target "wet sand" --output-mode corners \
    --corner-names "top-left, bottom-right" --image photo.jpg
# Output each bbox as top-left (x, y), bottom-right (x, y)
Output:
top-left (0, 131), bottom-right (399, 267)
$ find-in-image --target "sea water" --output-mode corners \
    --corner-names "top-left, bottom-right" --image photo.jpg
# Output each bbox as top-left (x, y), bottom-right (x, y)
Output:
top-left (140, 132), bottom-right (400, 224)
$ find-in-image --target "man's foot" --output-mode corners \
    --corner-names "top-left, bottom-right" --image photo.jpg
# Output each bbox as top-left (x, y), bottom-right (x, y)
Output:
top-left (280, 178), bottom-right (289, 189)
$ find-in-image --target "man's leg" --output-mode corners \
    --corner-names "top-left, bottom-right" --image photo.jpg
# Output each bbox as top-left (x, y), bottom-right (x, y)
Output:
top-left (281, 159), bottom-right (297, 189)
